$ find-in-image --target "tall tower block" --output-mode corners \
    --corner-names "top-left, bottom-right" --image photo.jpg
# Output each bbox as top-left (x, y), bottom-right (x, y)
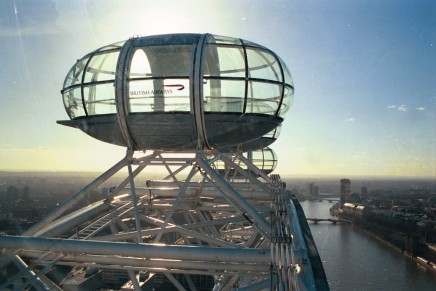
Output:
top-left (340, 178), bottom-right (351, 208)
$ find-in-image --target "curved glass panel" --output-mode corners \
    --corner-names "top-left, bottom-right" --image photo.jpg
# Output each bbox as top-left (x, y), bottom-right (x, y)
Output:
top-left (84, 51), bottom-right (119, 83)
top-left (95, 40), bottom-right (126, 52)
top-left (63, 88), bottom-right (85, 118)
top-left (274, 124), bottom-right (282, 138)
top-left (83, 83), bottom-right (116, 115)
top-left (246, 48), bottom-right (281, 82)
top-left (250, 148), bottom-right (277, 172)
top-left (63, 47), bottom-right (121, 117)
top-left (278, 86), bottom-right (293, 117)
top-left (203, 36), bottom-right (292, 117)
top-left (213, 148), bottom-right (277, 176)
top-left (204, 46), bottom-right (245, 78)
top-left (279, 57), bottom-right (293, 86)
top-left (203, 79), bottom-right (245, 112)
top-left (246, 81), bottom-right (281, 114)
top-left (63, 57), bottom-right (89, 89)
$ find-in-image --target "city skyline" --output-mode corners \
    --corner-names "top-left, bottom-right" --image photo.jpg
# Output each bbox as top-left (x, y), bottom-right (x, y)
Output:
top-left (0, 0), bottom-right (434, 178)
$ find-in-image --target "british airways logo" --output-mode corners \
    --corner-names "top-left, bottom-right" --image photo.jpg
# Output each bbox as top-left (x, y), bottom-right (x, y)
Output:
top-left (163, 84), bottom-right (185, 91)
top-left (130, 84), bottom-right (185, 96)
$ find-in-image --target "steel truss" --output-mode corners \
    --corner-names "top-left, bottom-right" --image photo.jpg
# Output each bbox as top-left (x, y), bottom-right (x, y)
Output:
top-left (0, 150), bottom-right (316, 290)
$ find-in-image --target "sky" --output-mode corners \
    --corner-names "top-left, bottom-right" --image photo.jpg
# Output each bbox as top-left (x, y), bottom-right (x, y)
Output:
top-left (0, 0), bottom-right (434, 178)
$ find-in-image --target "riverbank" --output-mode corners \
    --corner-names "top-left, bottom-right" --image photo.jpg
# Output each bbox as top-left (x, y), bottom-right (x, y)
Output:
top-left (330, 204), bottom-right (436, 272)
top-left (301, 200), bottom-right (436, 290)
top-left (353, 224), bottom-right (436, 273)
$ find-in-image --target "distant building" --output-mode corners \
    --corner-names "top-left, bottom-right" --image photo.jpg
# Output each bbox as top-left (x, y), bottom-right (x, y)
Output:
top-left (360, 186), bottom-right (368, 202)
top-left (342, 202), bottom-right (365, 217)
top-left (309, 182), bottom-right (319, 198)
top-left (22, 185), bottom-right (30, 200)
top-left (340, 179), bottom-right (351, 208)
top-left (6, 185), bottom-right (19, 201)
top-left (309, 182), bottom-right (314, 198)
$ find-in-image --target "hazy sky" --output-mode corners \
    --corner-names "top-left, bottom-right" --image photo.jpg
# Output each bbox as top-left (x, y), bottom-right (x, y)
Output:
top-left (0, 0), bottom-right (434, 177)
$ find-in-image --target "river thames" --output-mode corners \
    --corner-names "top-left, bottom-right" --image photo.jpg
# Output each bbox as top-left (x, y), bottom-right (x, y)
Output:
top-left (300, 201), bottom-right (436, 291)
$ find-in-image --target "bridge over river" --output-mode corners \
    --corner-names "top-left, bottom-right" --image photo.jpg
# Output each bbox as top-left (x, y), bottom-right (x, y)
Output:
top-left (307, 218), bottom-right (351, 224)
top-left (307, 194), bottom-right (340, 203)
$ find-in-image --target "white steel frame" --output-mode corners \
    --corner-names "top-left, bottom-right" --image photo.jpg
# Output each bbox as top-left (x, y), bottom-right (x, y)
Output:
top-left (0, 149), bottom-right (315, 291)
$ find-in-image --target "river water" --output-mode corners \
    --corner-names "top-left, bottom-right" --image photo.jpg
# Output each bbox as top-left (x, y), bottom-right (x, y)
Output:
top-left (300, 201), bottom-right (436, 291)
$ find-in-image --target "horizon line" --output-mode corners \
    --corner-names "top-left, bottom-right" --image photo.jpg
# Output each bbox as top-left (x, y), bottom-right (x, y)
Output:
top-left (0, 169), bottom-right (434, 180)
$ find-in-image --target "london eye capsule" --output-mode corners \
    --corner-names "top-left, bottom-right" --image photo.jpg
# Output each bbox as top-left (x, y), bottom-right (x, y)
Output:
top-left (58, 34), bottom-right (294, 151)
top-left (214, 147), bottom-right (278, 177)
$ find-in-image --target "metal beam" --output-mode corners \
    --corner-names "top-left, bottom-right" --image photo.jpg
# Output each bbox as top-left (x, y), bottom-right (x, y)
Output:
top-left (131, 187), bottom-right (272, 201)
top-left (146, 180), bottom-right (270, 190)
top-left (140, 215), bottom-right (238, 248)
top-left (219, 153), bottom-right (271, 192)
top-left (94, 215), bottom-right (247, 242)
top-left (9, 255), bottom-right (49, 291)
top-left (196, 155), bottom-right (271, 236)
top-left (0, 236), bottom-right (270, 264)
top-left (21, 253), bottom-right (269, 273)
top-left (154, 165), bottom-right (197, 243)
top-left (33, 200), bottom-right (109, 238)
top-left (127, 270), bottom-right (142, 291)
top-left (237, 152), bottom-right (272, 182)
top-left (126, 150), bottom-right (142, 243)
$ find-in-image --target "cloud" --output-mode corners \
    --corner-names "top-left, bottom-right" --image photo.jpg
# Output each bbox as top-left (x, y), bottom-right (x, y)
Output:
top-left (398, 105), bottom-right (408, 112)
top-left (388, 104), bottom-right (422, 113)
top-left (345, 118), bottom-right (355, 122)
